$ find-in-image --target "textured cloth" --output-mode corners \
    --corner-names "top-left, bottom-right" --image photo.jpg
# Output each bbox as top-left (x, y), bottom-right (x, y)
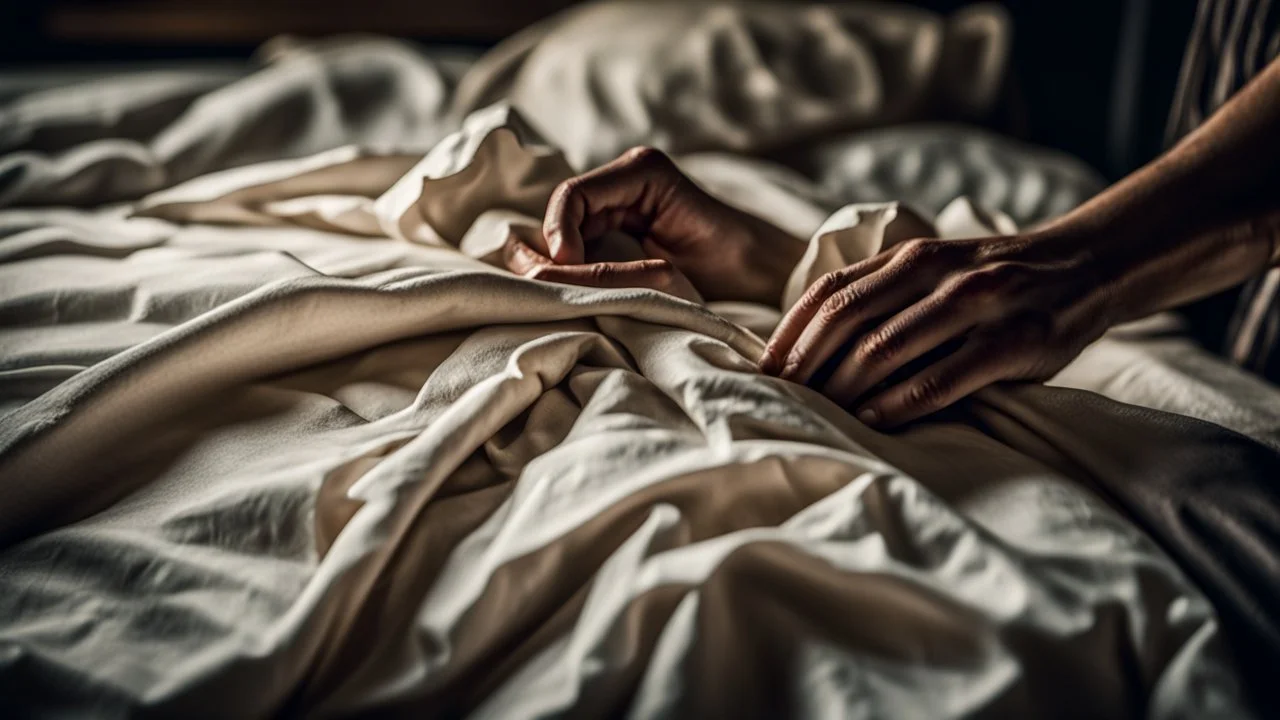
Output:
top-left (0, 94), bottom-right (1266, 717)
top-left (1169, 0), bottom-right (1280, 381)
top-left (452, 1), bottom-right (1011, 170)
top-left (0, 37), bottom-right (461, 208)
top-left (3, 7), bottom-right (1280, 717)
top-left (790, 124), bottom-right (1104, 230)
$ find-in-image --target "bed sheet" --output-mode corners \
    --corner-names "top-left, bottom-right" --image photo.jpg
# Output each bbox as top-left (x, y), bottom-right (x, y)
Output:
top-left (2, 5), bottom-right (1279, 718)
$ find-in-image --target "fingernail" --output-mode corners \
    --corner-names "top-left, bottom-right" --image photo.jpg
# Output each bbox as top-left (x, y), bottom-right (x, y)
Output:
top-left (857, 408), bottom-right (879, 427)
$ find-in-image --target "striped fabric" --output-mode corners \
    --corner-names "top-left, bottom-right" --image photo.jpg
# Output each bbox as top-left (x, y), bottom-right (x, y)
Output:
top-left (1168, 0), bottom-right (1280, 380)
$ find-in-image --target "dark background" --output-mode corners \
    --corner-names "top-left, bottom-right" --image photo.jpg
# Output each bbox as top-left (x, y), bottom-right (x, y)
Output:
top-left (0, 0), bottom-right (1202, 180)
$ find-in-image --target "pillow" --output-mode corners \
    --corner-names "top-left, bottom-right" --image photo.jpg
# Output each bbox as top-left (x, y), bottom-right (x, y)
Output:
top-left (453, 0), bottom-right (1011, 169)
top-left (794, 123), bottom-right (1105, 227)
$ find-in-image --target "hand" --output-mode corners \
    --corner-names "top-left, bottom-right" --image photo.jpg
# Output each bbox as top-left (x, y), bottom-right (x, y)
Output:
top-left (503, 229), bottom-right (704, 303)
top-left (761, 232), bottom-right (1116, 428)
top-left (528, 146), bottom-right (806, 305)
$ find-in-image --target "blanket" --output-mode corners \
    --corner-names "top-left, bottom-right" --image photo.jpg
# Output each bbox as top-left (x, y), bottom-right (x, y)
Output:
top-left (4, 4), bottom-right (1280, 717)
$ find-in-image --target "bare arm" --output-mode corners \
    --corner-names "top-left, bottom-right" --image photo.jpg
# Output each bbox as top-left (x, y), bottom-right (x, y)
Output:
top-left (763, 57), bottom-right (1280, 428)
top-left (1048, 55), bottom-right (1280, 318)
top-left (511, 59), bottom-right (1280, 429)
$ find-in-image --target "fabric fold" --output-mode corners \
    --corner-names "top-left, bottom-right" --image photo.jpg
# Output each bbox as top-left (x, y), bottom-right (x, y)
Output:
top-left (1, 11), bottom-right (1275, 719)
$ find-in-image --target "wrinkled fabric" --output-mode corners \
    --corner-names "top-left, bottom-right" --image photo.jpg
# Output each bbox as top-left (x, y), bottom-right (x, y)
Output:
top-left (453, 1), bottom-right (1011, 169)
top-left (0, 95), bottom-right (1267, 719)
top-left (4, 5), bottom-right (1280, 716)
top-left (789, 124), bottom-right (1105, 228)
top-left (0, 37), bottom-right (461, 208)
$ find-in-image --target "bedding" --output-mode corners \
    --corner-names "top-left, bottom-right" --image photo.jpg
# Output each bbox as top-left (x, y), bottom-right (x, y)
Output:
top-left (452, 1), bottom-right (1011, 168)
top-left (0, 37), bottom-right (477, 207)
top-left (3, 3), bottom-right (1280, 718)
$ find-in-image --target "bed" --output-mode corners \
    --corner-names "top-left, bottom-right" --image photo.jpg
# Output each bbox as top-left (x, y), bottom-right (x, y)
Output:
top-left (3, 2), bottom-right (1279, 717)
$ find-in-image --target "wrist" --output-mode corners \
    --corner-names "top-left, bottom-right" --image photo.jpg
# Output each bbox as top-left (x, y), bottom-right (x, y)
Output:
top-left (1028, 210), bottom-right (1171, 321)
top-left (1034, 210), bottom-right (1276, 324)
top-left (740, 219), bottom-right (807, 306)
top-left (1012, 225), bottom-right (1131, 328)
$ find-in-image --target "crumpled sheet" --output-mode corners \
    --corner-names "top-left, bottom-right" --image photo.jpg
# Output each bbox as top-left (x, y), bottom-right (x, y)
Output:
top-left (0, 97), bottom-right (1263, 718)
top-left (0, 36), bottom-right (460, 208)
top-left (788, 123), bottom-right (1106, 229)
top-left (452, 1), bottom-right (1011, 169)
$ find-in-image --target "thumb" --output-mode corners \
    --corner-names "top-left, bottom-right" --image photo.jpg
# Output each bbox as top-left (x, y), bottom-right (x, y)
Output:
top-left (527, 259), bottom-right (702, 303)
top-left (502, 231), bottom-right (554, 276)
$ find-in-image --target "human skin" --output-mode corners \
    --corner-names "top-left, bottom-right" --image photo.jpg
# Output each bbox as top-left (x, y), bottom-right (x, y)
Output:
top-left (504, 145), bottom-right (806, 306)
top-left (508, 58), bottom-right (1280, 428)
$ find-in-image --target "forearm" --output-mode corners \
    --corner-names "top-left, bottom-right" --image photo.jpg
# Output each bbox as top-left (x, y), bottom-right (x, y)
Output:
top-left (1055, 56), bottom-right (1280, 243)
top-left (1039, 57), bottom-right (1280, 320)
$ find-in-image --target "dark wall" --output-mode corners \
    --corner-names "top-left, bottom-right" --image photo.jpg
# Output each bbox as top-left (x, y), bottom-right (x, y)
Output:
top-left (998, 0), bottom-right (1198, 178)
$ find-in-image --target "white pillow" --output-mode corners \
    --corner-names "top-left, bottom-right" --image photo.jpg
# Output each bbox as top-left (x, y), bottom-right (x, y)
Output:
top-left (454, 1), bottom-right (1011, 169)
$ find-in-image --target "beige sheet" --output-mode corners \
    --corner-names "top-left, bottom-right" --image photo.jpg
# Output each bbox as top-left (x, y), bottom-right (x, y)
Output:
top-left (3, 3), bottom-right (1278, 717)
top-left (453, 1), bottom-right (1011, 169)
top-left (0, 37), bottom-right (458, 207)
top-left (0, 96), bottom-right (1263, 718)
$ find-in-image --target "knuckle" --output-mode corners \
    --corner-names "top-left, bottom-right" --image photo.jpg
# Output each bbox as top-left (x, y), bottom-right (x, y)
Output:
top-left (818, 285), bottom-right (862, 320)
top-left (951, 272), bottom-right (996, 299)
top-left (855, 327), bottom-right (901, 365)
top-left (906, 375), bottom-right (950, 410)
top-left (951, 262), bottom-right (1025, 299)
top-left (547, 181), bottom-right (581, 215)
top-left (555, 176), bottom-right (583, 197)
top-left (811, 269), bottom-right (850, 299)
top-left (936, 282), bottom-right (970, 309)
top-left (985, 261), bottom-right (1029, 286)
top-left (896, 237), bottom-right (941, 264)
top-left (623, 145), bottom-right (667, 167)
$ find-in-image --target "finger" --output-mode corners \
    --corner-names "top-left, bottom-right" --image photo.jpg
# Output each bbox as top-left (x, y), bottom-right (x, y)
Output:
top-left (502, 232), bottom-right (554, 276)
top-left (528, 259), bottom-right (669, 287)
top-left (526, 257), bottom-right (688, 297)
top-left (777, 260), bottom-right (932, 385)
top-left (531, 258), bottom-right (701, 302)
top-left (543, 147), bottom-right (674, 265)
top-left (821, 290), bottom-right (978, 407)
top-left (760, 252), bottom-right (893, 374)
top-left (854, 339), bottom-right (1010, 429)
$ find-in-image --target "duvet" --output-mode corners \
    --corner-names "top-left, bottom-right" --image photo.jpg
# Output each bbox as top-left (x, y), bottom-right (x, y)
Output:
top-left (2, 3), bottom-right (1278, 718)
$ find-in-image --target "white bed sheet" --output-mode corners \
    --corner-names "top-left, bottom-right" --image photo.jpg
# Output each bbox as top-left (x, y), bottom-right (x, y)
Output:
top-left (2, 6), bottom-right (1278, 718)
